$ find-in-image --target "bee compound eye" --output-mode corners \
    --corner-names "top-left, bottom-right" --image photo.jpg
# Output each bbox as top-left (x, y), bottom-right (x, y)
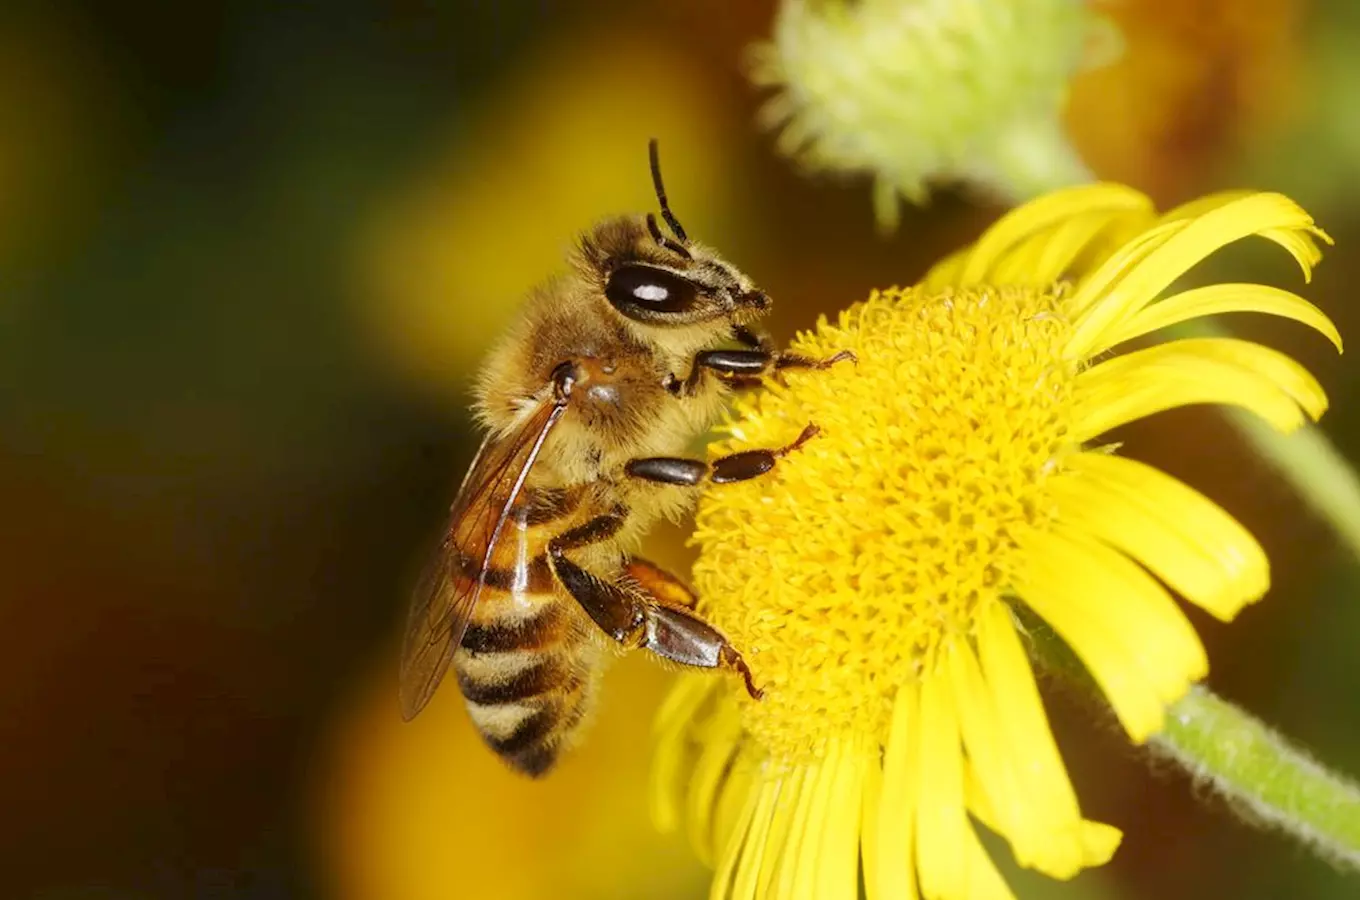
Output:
top-left (604, 264), bottom-right (698, 316)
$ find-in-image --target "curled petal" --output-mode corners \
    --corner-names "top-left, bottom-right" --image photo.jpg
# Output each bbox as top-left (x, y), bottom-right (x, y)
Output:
top-left (1068, 193), bottom-right (1328, 357)
top-left (1074, 337), bottom-right (1328, 440)
top-left (1093, 283), bottom-right (1342, 355)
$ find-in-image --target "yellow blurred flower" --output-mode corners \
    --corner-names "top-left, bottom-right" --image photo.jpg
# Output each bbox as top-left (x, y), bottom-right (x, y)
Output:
top-left (316, 654), bottom-right (706, 900)
top-left (354, 25), bottom-right (742, 401)
top-left (652, 186), bottom-right (1339, 899)
top-left (749, 0), bottom-right (1118, 227)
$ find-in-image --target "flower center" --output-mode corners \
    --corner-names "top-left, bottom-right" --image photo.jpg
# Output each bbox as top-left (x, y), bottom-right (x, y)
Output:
top-left (691, 285), bottom-right (1079, 762)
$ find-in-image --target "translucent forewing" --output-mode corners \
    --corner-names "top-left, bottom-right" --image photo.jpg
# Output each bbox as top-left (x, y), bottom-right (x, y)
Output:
top-left (398, 395), bottom-right (569, 721)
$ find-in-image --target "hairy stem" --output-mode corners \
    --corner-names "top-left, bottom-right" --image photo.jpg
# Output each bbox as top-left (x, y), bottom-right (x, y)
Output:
top-left (1151, 686), bottom-right (1360, 870)
top-left (1019, 608), bottom-right (1360, 871)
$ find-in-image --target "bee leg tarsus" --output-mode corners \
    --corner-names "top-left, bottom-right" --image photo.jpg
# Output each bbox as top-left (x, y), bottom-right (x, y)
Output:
top-left (779, 422), bottom-right (820, 456)
top-left (774, 348), bottom-right (857, 371)
top-left (723, 645), bottom-right (763, 700)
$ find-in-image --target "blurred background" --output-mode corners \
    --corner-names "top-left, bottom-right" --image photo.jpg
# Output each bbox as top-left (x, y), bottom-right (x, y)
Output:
top-left (3, 0), bottom-right (1360, 898)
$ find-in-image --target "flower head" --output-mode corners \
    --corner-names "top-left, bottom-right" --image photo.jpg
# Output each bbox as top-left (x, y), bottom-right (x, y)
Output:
top-left (750, 0), bottom-right (1119, 228)
top-left (652, 186), bottom-right (1339, 899)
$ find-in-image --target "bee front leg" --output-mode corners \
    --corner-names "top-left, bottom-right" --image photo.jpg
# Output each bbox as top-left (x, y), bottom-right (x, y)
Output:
top-left (546, 533), bottom-right (761, 698)
top-left (625, 422), bottom-right (820, 486)
top-left (665, 328), bottom-right (855, 397)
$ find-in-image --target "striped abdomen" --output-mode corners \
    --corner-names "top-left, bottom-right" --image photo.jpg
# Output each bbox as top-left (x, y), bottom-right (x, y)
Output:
top-left (451, 518), bottom-right (605, 777)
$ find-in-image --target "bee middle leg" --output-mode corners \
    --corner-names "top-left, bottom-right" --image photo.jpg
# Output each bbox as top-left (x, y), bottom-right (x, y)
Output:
top-left (625, 421), bottom-right (820, 486)
top-left (545, 520), bottom-right (761, 698)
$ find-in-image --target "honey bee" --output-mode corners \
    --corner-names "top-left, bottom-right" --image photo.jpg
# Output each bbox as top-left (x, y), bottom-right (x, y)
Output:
top-left (399, 141), bottom-right (852, 776)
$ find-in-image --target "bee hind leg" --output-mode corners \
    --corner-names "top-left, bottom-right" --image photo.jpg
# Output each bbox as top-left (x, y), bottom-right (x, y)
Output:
top-left (625, 557), bottom-right (760, 698)
top-left (546, 538), bottom-right (762, 699)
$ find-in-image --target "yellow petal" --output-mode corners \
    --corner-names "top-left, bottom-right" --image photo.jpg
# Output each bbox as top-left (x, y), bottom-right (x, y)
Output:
top-left (1093, 283), bottom-right (1343, 355)
top-left (1075, 822), bottom-right (1122, 867)
top-left (730, 778), bottom-right (782, 900)
top-left (759, 767), bottom-right (808, 899)
top-left (860, 757), bottom-right (886, 900)
top-left (920, 245), bottom-right (973, 292)
top-left (1016, 525), bottom-right (1208, 742)
top-left (776, 758), bottom-right (824, 900)
top-left (1064, 218), bottom-right (1189, 321)
top-left (1015, 572), bottom-right (1163, 742)
top-left (651, 676), bottom-right (717, 833)
top-left (1073, 338), bottom-right (1328, 441)
top-left (714, 756), bottom-right (759, 869)
top-left (949, 638), bottom-right (1024, 848)
top-left (953, 183), bottom-right (1154, 286)
top-left (793, 744), bottom-right (842, 900)
top-left (916, 673), bottom-right (968, 900)
top-left (1005, 212), bottom-right (1123, 286)
top-left (972, 604), bottom-right (1090, 878)
top-left (965, 764), bottom-right (1121, 876)
top-left (979, 602), bottom-right (1124, 873)
top-left (817, 745), bottom-right (866, 900)
top-left (1156, 189), bottom-right (1255, 223)
top-left (1067, 193), bottom-right (1326, 357)
top-left (875, 683), bottom-right (921, 900)
top-left (1051, 524), bottom-right (1209, 695)
top-left (710, 771), bottom-right (760, 900)
top-left (688, 709), bottom-right (744, 864)
top-left (1060, 453), bottom-right (1270, 620)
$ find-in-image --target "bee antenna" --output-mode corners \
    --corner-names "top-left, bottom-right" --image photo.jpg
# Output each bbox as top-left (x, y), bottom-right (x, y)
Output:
top-left (648, 213), bottom-right (692, 260)
top-left (648, 138), bottom-right (689, 244)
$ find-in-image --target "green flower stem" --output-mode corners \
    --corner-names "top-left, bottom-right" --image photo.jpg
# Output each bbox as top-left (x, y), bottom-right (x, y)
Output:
top-left (1018, 608), bottom-right (1360, 871)
top-left (1224, 409), bottom-right (1360, 554)
top-left (1152, 685), bottom-right (1360, 871)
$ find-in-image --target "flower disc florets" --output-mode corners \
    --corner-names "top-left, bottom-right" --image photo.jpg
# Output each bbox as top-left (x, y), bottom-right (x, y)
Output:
top-left (692, 285), bottom-right (1077, 762)
top-left (656, 185), bottom-right (1339, 900)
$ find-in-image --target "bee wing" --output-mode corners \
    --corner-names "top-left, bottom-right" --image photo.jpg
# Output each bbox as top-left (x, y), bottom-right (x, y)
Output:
top-left (399, 395), bottom-right (570, 721)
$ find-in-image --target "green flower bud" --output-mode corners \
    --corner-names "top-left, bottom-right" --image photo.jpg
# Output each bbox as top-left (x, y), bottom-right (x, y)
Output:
top-left (749, 0), bottom-right (1120, 229)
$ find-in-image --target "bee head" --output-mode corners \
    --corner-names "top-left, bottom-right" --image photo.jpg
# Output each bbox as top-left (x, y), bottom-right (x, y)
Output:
top-left (576, 141), bottom-right (772, 343)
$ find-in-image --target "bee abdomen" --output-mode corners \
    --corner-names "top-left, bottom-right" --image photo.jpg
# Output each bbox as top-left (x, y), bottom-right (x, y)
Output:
top-left (456, 600), bottom-right (600, 777)
top-left (457, 655), bottom-right (578, 707)
top-left (460, 601), bottom-right (565, 654)
top-left (458, 658), bottom-right (594, 777)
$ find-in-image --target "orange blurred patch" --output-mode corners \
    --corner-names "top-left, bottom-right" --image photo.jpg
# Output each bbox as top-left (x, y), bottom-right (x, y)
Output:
top-left (353, 23), bottom-right (748, 402)
top-left (1069, 0), bottom-right (1306, 203)
top-left (312, 652), bottom-right (705, 900)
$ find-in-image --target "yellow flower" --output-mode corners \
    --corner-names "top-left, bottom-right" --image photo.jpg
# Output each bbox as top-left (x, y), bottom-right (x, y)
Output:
top-left (651, 186), bottom-right (1339, 899)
